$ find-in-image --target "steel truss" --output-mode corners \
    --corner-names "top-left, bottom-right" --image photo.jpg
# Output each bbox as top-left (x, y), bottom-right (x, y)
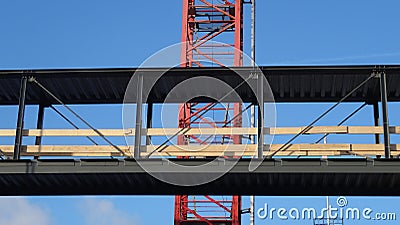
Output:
top-left (176, 1), bottom-right (243, 225)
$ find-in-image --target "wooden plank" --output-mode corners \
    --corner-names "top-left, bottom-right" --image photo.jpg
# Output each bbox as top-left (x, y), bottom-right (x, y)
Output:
top-left (350, 144), bottom-right (400, 151)
top-left (347, 126), bottom-right (400, 134)
top-left (267, 127), bottom-right (301, 135)
top-left (0, 130), bottom-right (15, 136)
top-left (265, 151), bottom-right (342, 157)
top-left (0, 145), bottom-right (132, 157)
top-left (272, 126), bottom-right (400, 135)
top-left (0, 128), bottom-right (258, 137)
top-left (145, 144), bottom-right (256, 151)
top-left (25, 129), bottom-right (133, 136)
top-left (147, 127), bottom-right (257, 136)
top-left (0, 143), bottom-right (395, 157)
top-left (269, 126), bottom-right (348, 134)
top-left (0, 129), bottom-right (134, 137)
top-left (351, 144), bottom-right (384, 151)
top-left (268, 144), bottom-right (350, 151)
top-left (0, 126), bottom-right (399, 137)
top-left (299, 126), bottom-right (348, 134)
top-left (298, 144), bottom-right (350, 150)
top-left (347, 126), bottom-right (383, 134)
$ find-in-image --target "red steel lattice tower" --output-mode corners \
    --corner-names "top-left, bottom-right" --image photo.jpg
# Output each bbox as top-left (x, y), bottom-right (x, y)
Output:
top-left (175, 1), bottom-right (243, 225)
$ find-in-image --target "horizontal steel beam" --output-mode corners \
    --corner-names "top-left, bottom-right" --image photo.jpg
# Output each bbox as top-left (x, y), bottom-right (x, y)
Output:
top-left (1, 65), bottom-right (400, 104)
top-left (0, 159), bottom-right (400, 196)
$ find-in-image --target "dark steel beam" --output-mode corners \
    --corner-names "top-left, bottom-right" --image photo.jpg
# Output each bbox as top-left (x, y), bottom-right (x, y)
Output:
top-left (380, 71), bottom-right (390, 158)
top-left (1, 66), bottom-right (400, 105)
top-left (0, 159), bottom-right (400, 196)
top-left (13, 76), bottom-right (28, 160)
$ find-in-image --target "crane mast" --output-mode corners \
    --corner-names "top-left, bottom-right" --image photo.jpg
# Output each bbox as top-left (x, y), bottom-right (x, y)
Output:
top-left (175, 1), bottom-right (244, 225)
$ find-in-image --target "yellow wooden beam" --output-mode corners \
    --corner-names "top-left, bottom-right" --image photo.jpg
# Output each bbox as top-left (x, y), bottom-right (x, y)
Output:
top-left (0, 126), bottom-right (400, 137)
top-left (269, 126), bottom-right (348, 134)
top-left (0, 144), bottom-right (399, 157)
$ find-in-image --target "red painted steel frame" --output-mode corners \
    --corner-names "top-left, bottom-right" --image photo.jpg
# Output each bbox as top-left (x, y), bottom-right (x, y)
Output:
top-left (175, 1), bottom-right (243, 225)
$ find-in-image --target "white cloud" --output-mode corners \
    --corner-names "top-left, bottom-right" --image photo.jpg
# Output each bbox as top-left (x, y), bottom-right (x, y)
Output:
top-left (80, 198), bottom-right (141, 225)
top-left (0, 197), bottom-right (51, 225)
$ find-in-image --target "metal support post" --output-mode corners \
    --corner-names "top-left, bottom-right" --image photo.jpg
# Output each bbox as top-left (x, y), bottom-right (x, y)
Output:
top-left (372, 101), bottom-right (380, 144)
top-left (146, 102), bottom-right (153, 145)
top-left (379, 71), bottom-right (390, 158)
top-left (34, 104), bottom-right (46, 159)
top-left (13, 76), bottom-right (28, 160)
top-left (35, 104), bottom-right (46, 145)
top-left (250, 195), bottom-right (255, 225)
top-left (134, 74), bottom-right (144, 158)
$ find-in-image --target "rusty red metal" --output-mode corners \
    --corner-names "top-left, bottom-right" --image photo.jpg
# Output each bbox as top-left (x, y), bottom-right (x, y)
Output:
top-left (175, 0), bottom-right (243, 224)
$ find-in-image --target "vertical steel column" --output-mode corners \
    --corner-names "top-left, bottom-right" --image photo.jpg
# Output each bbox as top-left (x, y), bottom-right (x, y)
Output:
top-left (34, 104), bottom-right (46, 160)
top-left (146, 103), bottom-right (153, 145)
top-left (257, 73), bottom-right (264, 159)
top-left (134, 74), bottom-right (144, 158)
top-left (35, 104), bottom-right (46, 145)
top-left (372, 101), bottom-right (380, 144)
top-left (13, 76), bottom-right (28, 160)
top-left (380, 71), bottom-right (390, 158)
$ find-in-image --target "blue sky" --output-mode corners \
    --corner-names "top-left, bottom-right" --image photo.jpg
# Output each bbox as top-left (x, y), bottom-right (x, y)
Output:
top-left (1, 0), bottom-right (400, 225)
